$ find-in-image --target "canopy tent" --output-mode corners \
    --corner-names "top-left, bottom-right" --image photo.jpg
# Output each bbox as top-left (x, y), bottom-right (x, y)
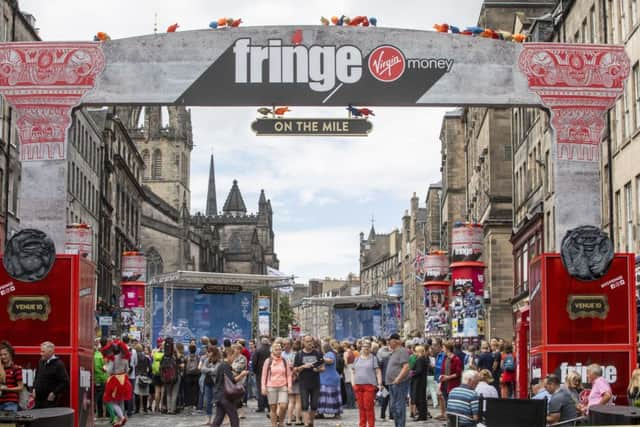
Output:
top-left (296, 295), bottom-right (403, 339)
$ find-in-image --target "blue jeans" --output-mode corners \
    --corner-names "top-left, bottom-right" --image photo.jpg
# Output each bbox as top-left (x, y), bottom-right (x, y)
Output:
top-left (344, 382), bottom-right (355, 408)
top-left (389, 381), bottom-right (410, 427)
top-left (0, 402), bottom-right (18, 412)
top-left (203, 383), bottom-right (215, 416)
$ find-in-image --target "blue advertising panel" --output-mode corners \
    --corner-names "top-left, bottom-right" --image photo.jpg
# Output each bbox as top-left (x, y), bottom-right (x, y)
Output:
top-left (334, 307), bottom-right (379, 341)
top-left (152, 288), bottom-right (253, 345)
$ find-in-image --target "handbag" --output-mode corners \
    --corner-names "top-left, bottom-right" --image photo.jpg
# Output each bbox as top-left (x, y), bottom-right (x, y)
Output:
top-left (137, 375), bottom-right (152, 385)
top-left (223, 374), bottom-right (245, 401)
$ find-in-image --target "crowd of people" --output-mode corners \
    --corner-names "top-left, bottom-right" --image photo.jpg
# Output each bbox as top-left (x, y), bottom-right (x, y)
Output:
top-left (0, 333), bottom-right (624, 427)
top-left (87, 332), bottom-right (625, 427)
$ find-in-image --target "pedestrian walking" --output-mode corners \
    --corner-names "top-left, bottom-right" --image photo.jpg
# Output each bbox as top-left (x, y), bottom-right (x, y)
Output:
top-left (317, 342), bottom-right (342, 419)
top-left (162, 338), bottom-right (181, 415)
top-left (342, 341), bottom-right (356, 409)
top-left (184, 343), bottom-right (201, 413)
top-left (94, 338), bottom-right (108, 419)
top-left (200, 346), bottom-right (221, 426)
top-left (133, 343), bottom-right (151, 414)
top-left (376, 339), bottom-right (392, 421)
top-left (294, 335), bottom-right (325, 427)
top-left (252, 337), bottom-right (271, 413)
top-left (438, 341), bottom-right (462, 416)
top-left (33, 341), bottom-right (69, 409)
top-left (102, 339), bottom-right (132, 427)
top-left (352, 340), bottom-right (382, 427)
top-left (385, 334), bottom-right (410, 427)
top-left (210, 349), bottom-right (248, 427)
top-left (262, 342), bottom-right (292, 427)
top-left (499, 342), bottom-right (516, 399)
top-left (285, 339), bottom-right (303, 425)
top-left (231, 343), bottom-right (248, 419)
top-left (0, 341), bottom-right (23, 413)
top-left (411, 345), bottom-right (429, 421)
top-left (151, 338), bottom-right (165, 413)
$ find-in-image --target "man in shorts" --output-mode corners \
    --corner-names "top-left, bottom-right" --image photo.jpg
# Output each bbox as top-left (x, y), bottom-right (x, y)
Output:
top-left (294, 336), bottom-right (325, 427)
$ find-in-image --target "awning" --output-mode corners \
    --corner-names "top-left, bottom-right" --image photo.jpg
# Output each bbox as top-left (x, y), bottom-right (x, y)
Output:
top-left (147, 270), bottom-right (296, 291)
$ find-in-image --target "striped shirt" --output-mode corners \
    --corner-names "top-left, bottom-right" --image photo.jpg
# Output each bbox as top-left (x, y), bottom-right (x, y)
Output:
top-left (0, 364), bottom-right (22, 404)
top-left (447, 384), bottom-right (480, 427)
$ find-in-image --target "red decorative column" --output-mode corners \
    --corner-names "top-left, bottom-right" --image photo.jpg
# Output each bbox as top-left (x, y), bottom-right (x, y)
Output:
top-left (0, 42), bottom-right (104, 248)
top-left (518, 44), bottom-right (630, 247)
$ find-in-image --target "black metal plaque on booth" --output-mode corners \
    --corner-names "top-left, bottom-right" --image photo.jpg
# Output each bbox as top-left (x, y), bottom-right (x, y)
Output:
top-left (3, 229), bottom-right (56, 282)
top-left (251, 118), bottom-right (372, 136)
top-left (8, 295), bottom-right (51, 321)
top-left (199, 284), bottom-right (243, 294)
top-left (566, 294), bottom-right (609, 320)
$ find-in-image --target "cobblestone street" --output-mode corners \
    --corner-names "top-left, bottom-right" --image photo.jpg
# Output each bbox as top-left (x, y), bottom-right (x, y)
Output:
top-left (95, 400), bottom-right (446, 427)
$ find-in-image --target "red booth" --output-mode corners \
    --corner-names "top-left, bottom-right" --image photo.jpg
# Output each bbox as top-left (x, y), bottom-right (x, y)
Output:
top-left (528, 254), bottom-right (637, 404)
top-left (0, 254), bottom-right (95, 427)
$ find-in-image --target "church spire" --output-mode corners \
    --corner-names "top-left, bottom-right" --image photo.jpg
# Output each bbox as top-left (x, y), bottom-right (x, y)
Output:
top-left (206, 154), bottom-right (217, 216)
top-left (222, 180), bottom-right (247, 216)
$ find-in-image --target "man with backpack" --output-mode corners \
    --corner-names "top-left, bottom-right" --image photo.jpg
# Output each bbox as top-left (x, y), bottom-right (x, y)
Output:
top-left (122, 335), bottom-right (137, 417)
top-left (160, 337), bottom-right (180, 414)
top-left (499, 343), bottom-right (516, 399)
top-left (183, 344), bottom-right (200, 413)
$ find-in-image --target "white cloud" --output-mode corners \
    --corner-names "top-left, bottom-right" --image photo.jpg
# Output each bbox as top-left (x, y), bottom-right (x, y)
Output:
top-left (276, 226), bottom-right (361, 283)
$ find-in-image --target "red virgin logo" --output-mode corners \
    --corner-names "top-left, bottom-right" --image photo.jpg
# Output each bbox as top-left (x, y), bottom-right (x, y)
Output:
top-left (368, 45), bottom-right (406, 82)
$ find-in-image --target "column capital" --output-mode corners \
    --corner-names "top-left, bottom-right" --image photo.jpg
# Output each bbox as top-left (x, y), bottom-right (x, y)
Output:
top-left (518, 43), bottom-right (630, 161)
top-left (0, 42), bottom-right (105, 161)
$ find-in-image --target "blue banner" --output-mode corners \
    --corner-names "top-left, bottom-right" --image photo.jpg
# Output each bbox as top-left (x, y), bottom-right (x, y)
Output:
top-left (152, 288), bottom-right (253, 345)
top-left (334, 307), bottom-right (379, 341)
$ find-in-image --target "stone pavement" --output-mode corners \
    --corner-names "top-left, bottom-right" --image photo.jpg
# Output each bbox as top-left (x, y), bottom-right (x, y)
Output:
top-left (95, 400), bottom-right (447, 427)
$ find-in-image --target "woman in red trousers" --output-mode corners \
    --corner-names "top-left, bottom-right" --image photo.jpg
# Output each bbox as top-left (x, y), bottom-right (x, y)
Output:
top-left (351, 341), bottom-right (382, 427)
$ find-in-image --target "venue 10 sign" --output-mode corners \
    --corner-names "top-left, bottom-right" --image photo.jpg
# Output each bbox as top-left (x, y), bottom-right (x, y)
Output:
top-left (252, 118), bottom-right (372, 136)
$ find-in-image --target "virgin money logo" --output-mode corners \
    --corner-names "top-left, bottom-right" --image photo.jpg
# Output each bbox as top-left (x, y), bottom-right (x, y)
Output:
top-left (368, 45), bottom-right (406, 82)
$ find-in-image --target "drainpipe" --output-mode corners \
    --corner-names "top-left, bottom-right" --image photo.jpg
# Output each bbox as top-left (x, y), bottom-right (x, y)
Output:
top-left (601, 0), bottom-right (615, 246)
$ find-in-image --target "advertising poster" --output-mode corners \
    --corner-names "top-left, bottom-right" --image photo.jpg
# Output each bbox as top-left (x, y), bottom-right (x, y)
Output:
top-left (450, 262), bottom-right (486, 339)
top-left (121, 252), bottom-right (146, 282)
top-left (258, 296), bottom-right (271, 336)
top-left (64, 225), bottom-right (92, 260)
top-left (334, 307), bottom-right (380, 340)
top-left (424, 286), bottom-right (449, 337)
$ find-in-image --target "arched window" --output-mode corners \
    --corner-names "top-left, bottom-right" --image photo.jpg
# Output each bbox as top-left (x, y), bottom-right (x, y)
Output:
top-left (152, 149), bottom-right (162, 179)
top-left (141, 150), bottom-right (150, 179)
top-left (146, 247), bottom-right (164, 279)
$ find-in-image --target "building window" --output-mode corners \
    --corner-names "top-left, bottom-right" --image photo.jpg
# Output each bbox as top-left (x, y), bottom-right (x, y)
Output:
top-left (634, 63), bottom-right (640, 129)
top-left (574, 30), bottom-right (580, 43)
top-left (582, 19), bottom-right (588, 43)
top-left (624, 82), bottom-right (632, 138)
top-left (152, 149), bottom-right (162, 179)
top-left (141, 150), bottom-right (150, 179)
top-left (625, 182), bottom-right (633, 251)
top-left (633, 0), bottom-right (638, 27)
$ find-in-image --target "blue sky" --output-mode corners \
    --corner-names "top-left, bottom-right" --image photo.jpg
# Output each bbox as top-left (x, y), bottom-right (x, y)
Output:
top-left (21, 0), bottom-right (484, 282)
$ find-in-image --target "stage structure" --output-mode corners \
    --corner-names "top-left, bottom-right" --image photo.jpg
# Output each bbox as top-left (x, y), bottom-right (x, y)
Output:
top-left (299, 295), bottom-right (403, 339)
top-left (146, 270), bottom-right (295, 342)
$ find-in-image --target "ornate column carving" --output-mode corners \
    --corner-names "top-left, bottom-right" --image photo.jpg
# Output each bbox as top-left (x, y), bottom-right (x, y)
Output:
top-left (0, 42), bottom-right (105, 161)
top-left (518, 44), bottom-right (630, 162)
top-left (519, 44), bottom-right (630, 249)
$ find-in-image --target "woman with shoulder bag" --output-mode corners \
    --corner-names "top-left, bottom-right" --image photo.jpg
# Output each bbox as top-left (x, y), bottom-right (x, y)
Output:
top-left (133, 344), bottom-right (151, 414)
top-left (200, 346), bottom-right (221, 426)
top-left (210, 349), bottom-right (248, 427)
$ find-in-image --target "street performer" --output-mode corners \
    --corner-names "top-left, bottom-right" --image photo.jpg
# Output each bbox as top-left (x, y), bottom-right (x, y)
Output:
top-left (102, 338), bottom-right (132, 427)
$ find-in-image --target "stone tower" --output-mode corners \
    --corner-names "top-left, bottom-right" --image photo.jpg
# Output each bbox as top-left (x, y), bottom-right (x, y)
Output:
top-left (126, 106), bottom-right (193, 211)
top-left (206, 154), bottom-right (217, 216)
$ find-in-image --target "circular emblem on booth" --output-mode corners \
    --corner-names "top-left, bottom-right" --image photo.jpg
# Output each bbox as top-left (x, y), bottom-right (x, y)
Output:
top-left (560, 225), bottom-right (614, 281)
top-left (368, 45), bottom-right (406, 82)
top-left (3, 229), bottom-right (56, 282)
